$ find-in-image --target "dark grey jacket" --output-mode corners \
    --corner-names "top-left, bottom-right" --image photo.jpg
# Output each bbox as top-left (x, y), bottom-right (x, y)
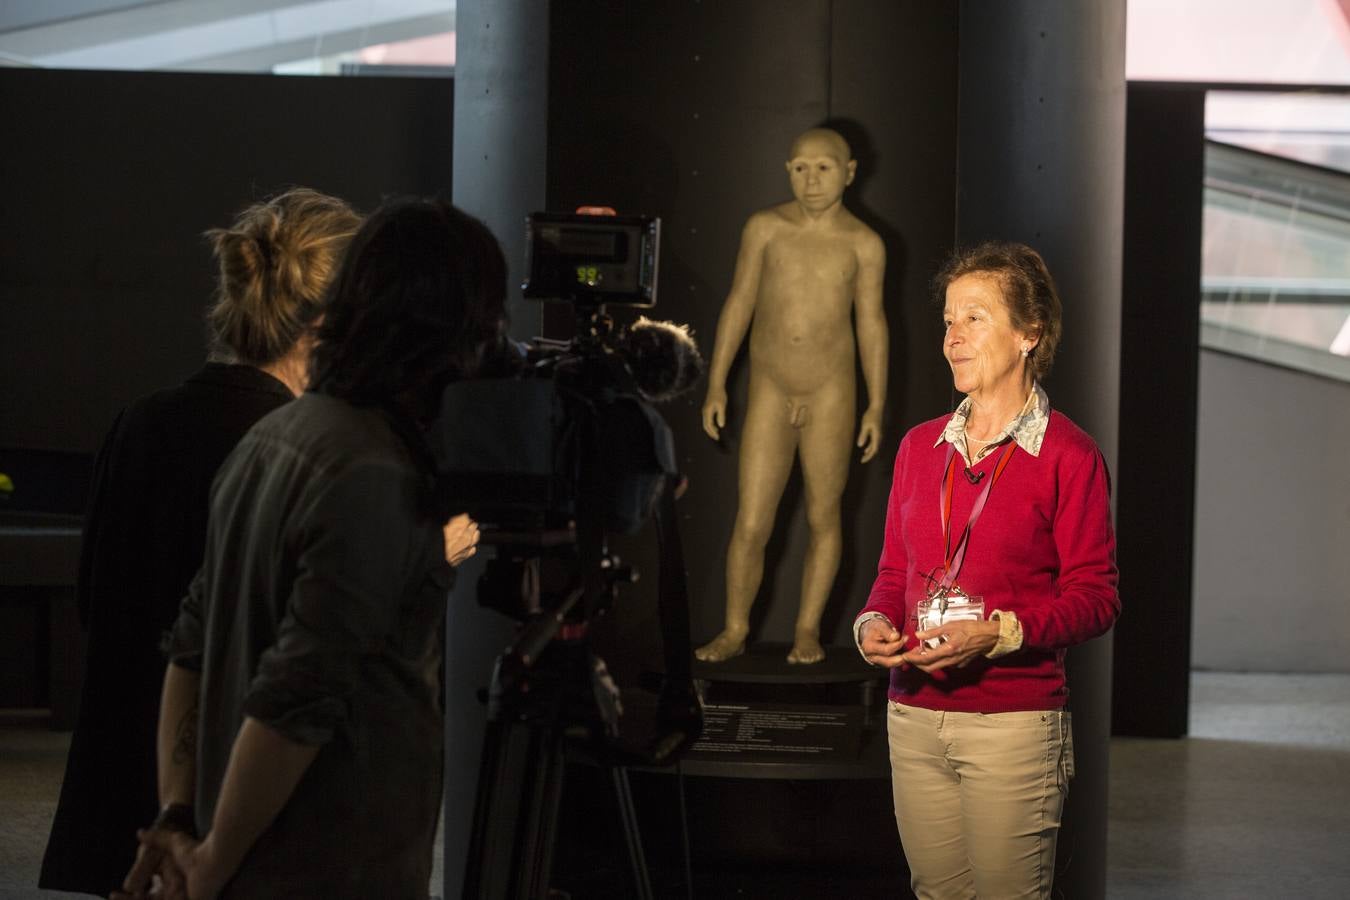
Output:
top-left (168, 392), bottom-right (451, 898)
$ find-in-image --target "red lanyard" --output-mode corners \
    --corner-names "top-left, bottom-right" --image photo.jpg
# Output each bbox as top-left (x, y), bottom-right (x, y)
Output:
top-left (938, 440), bottom-right (1017, 589)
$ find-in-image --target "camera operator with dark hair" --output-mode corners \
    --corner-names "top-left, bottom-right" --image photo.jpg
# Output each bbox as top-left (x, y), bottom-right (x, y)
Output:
top-left (116, 198), bottom-right (506, 899)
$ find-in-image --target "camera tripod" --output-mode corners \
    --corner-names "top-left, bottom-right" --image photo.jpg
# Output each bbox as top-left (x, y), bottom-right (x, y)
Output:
top-left (462, 629), bottom-right (654, 900)
top-left (462, 486), bottom-right (699, 900)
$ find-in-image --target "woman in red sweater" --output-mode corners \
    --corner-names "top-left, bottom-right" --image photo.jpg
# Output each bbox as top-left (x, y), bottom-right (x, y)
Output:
top-left (855, 242), bottom-right (1119, 899)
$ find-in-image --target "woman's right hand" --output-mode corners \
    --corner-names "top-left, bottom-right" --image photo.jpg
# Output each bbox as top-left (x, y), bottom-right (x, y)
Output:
top-left (442, 513), bottom-right (480, 567)
top-left (860, 618), bottom-right (911, 668)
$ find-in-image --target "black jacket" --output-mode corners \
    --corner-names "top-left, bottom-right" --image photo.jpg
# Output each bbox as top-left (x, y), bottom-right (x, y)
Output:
top-left (40, 364), bottom-right (293, 895)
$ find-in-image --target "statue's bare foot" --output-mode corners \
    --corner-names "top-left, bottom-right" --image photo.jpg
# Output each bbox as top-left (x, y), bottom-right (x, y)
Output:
top-left (695, 631), bottom-right (747, 662)
top-left (787, 635), bottom-right (825, 664)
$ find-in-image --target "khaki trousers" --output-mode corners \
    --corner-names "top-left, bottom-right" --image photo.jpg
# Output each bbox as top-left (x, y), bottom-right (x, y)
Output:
top-left (886, 702), bottom-right (1073, 900)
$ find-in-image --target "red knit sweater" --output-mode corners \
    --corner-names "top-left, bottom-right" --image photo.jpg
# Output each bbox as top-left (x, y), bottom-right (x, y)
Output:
top-left (859, 410), bottom-right (1120, 713)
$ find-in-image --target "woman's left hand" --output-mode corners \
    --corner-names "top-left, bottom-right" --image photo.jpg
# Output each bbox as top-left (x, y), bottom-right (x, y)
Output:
top-left (910, 619), bottom-right (1000, 672)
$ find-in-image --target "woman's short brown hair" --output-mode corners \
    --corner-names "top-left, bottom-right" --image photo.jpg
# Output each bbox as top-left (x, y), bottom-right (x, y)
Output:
top-left (205, 187), bottom-right (360, 366)
top-left (933, 241), bottom-right (1063, 382)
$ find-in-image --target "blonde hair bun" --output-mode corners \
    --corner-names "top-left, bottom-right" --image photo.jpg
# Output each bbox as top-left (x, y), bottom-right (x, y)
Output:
top-left (205, 188), bottom-right (360, 366)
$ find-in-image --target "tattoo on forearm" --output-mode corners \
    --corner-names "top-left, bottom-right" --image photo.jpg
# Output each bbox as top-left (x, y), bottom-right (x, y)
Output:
top-left (171, 701), bottom-right (198, 766)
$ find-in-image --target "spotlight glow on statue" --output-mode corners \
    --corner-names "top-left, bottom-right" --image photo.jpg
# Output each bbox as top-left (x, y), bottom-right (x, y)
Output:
top-left (697, 127), bottom-right (889, 665)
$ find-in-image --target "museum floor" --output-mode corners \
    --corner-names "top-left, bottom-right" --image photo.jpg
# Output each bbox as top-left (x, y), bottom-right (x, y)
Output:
top-left (2, 671), bottom-right (1347, 899)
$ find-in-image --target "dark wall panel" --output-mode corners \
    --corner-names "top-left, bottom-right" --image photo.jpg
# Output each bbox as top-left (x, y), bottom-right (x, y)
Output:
top-left (545, 0), bottom-right (958, 660)
top-left (0, 68), bottom-right (453, 455)
top-left (829, 0), bottom-right (963, 643)
top-left (1114, 84), bottom-right (1205, 736)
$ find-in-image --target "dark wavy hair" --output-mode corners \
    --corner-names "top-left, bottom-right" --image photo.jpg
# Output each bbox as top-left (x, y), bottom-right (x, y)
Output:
top-left (932, 241), bottom-right (1063, 382)
top-left (309, 198), bottom-right (507, 421)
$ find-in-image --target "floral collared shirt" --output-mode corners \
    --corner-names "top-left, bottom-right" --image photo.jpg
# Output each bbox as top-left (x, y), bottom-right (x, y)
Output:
top-left (935, 382), bottom-right (1051, 466)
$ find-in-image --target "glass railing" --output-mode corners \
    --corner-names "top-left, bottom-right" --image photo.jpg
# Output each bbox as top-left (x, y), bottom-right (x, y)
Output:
top-left (1202, 139), bottom-right (1350, 382)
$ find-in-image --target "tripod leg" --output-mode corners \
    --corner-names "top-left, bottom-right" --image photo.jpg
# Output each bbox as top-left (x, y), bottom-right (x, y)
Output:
top-left (522, 734), bottom-right (567, 900)
top-left (464, 719), bottom-right (520, 898)
top-left (676, 765), bottom-right (694, 900)
top-left (464, 717), bottom-right (567, 900)
top-left (610, 767), bottom-right (654, 900)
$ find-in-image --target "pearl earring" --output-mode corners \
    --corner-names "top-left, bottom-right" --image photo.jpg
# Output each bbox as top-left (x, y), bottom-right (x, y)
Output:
top-left (1021, 347), bottom-right (1030, 357)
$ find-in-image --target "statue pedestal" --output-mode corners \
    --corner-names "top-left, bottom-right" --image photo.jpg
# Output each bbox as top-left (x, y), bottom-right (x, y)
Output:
top-left (550, 642), bottom-right (903, 889)
top-left (681, 641), bottom-right (889, 780)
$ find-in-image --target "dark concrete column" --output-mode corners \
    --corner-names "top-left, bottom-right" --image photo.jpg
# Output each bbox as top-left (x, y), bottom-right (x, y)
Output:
top-left (445, 3), bottom-right (551, 897)
top-left (452, 0), bottom-right (551, 338)
top-left (1114, 85), bottom-right (1205, 738)
top-left (956, 3), bottom-right (1126, 897)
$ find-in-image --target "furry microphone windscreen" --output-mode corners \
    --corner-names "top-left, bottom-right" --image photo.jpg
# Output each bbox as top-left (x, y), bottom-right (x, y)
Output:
top-left (619, 317), bottom-right (705, 403)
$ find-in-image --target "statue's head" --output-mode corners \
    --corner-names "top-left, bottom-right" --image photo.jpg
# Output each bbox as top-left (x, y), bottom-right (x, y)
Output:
top-left (785, 128), bottom-right (856, 213)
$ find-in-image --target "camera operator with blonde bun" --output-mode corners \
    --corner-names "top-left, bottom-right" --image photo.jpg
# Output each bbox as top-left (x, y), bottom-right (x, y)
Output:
top-left (40, 188), bottom-right (360, 896)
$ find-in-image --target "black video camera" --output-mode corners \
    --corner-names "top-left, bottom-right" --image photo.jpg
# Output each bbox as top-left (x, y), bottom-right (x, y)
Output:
top-left (522, 211), bottom-right (660, 307)
top-left (436, 210), bottom-right (698, 545)
top-left (434, 210), bottom-right (701, 776)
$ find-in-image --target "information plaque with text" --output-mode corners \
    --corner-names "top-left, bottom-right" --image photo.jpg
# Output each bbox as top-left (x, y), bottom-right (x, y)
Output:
top-left (685, 702), bottom-right (865, 767)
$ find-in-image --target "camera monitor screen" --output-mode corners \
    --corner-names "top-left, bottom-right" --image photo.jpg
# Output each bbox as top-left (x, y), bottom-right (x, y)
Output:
top-left (522, 212), bottom-right (660, 307)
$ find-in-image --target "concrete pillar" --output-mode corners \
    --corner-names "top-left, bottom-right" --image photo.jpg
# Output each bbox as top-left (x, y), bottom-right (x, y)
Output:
top-left (956, 3), bottom-right (1127, 896)
top-left (452, 0), bottom-right (551, 338)
top-left (446, 3), bottom-right (551, 897)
